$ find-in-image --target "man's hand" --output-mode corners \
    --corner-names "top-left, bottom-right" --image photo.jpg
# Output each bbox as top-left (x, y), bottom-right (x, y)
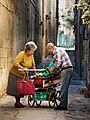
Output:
top-left (48, 66), bottom-right (57, 73)
top-left (48, 68), bottom-right (53, 73)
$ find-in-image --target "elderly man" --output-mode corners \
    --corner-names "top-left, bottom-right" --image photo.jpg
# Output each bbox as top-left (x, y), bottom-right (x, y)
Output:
top-left (46, 43), bottom-right (73, 110)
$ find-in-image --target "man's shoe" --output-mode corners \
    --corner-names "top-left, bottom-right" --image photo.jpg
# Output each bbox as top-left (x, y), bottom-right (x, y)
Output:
top-left (14, 102), bottom-right (25, 108)
top-left (54, 106), bottom-right (67, 110)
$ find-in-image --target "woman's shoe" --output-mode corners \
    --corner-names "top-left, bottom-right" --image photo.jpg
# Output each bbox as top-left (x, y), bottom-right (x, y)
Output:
top-left (14, 102), bottom-right (25, 108)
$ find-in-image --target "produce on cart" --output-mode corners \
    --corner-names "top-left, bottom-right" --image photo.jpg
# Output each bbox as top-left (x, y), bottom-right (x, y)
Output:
top-left (30, 61), bottom-right (60, 78)
top-left (30, 62), bottom-right (61, 88)
top-left (28, 62), bottom-right (61, 108)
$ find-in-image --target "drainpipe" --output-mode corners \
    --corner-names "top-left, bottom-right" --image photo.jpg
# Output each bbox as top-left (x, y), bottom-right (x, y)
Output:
top-left (42, 15), bottom-right (47, 60)
top-left (42, 0), bottom-right (45, 60)
top-left (56, 0), bottom-right (58, 45)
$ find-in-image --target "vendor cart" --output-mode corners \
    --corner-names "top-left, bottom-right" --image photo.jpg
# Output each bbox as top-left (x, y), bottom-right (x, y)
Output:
top-left (18, 68), bottom-right (61, 108)
top-left (28, 74), bottom-right (62, 108)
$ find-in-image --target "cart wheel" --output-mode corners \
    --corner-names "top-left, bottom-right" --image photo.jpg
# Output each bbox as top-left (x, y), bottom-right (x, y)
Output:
top-left (28, 95), bottom-right (35, 107)
top-left (55, 91), bottom-right (61, 106)
top-left (48, 91), bottom-right (55, 108)
top-left (36, 100), bottom-right (42, 106)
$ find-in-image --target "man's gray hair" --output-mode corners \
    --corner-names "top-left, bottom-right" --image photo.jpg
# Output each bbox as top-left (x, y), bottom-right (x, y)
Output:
top-left (46, 43), bottom-right (54, 49)
top-left (24, 41), bottom-right (37, 52)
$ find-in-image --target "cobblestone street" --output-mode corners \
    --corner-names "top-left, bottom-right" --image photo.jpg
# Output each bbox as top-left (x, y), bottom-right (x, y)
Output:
top-left (0, 71), bottom-right (90, 120)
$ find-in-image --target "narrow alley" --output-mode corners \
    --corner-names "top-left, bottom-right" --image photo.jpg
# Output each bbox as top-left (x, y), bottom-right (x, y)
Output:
top-left (0, 0), bottom-right (90, 120)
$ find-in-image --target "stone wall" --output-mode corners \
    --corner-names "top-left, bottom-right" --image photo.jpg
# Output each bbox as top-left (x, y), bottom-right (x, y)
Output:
top-left (0, 0), bottom-right (27, 96)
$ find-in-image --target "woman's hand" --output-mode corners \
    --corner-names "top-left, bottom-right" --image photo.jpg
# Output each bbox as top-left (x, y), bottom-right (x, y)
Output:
top-left (32, 67), bottom-right (37, 75)
top-left (17, 64), bottom-right (29, 72)
top-left (23, 67), bottom-right (29, 72)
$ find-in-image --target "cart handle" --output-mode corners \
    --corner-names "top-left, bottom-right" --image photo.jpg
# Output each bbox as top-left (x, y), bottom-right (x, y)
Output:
top-left (18, 68), bottom-right (46, 72)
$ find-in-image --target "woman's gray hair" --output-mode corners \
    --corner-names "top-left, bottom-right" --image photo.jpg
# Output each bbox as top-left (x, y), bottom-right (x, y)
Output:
top-left (24, 41), bottom-right (37, 52)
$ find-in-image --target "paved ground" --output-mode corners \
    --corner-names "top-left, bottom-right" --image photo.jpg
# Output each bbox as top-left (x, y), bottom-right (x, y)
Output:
top-left (0, 70), bottom-right (90, 120)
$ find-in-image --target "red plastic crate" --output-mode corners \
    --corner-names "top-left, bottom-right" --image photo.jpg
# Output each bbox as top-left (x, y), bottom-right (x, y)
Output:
top-left (33, 78), bottom-right (48, 88)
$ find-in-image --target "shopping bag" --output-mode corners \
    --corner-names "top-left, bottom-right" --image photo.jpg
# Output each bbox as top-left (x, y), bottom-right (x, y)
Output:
top-left (17, 73), bottom-right (35, 95)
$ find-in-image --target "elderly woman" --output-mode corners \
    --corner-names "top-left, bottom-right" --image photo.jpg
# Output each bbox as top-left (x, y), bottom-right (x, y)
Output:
top-left (7, 41), bottom-right (37, 108)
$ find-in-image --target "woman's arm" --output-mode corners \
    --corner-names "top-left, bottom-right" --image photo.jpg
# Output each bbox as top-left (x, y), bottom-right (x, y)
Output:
top-left (32, 66), bottom-right (36, 75)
